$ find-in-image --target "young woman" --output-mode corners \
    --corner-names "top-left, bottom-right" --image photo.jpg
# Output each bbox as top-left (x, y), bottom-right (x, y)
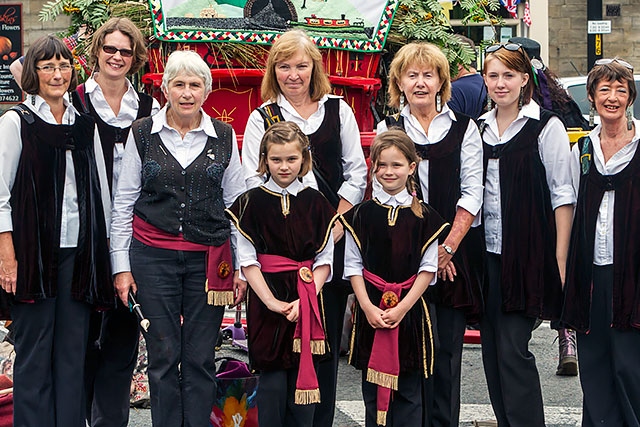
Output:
top-left (227, 121), bottom-right (338, 427)
top-left (479, 43), bottom-right (575, 426)
top-left (343, 129), bottom-right (448, 427)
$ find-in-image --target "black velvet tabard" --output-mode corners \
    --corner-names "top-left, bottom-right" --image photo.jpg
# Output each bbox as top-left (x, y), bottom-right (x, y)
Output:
top-left (225, 186), bottom-right (337, 371)
top-left (385, 112), bottom-right (484, 322)
top-left (260, 99), bottom-right (344, 207)
top-left (563, 137), bottom-right (640, 332)
top-left (343, 200), bottom-right (448, 376)
top-left (482, 109), bottom-right (563, 319)
top-left (1, 105), bottom-right (112, 316)
top-left (131, 116), bottom-right (232, 246)
top-left (72, 85), bottom-right (154, 192)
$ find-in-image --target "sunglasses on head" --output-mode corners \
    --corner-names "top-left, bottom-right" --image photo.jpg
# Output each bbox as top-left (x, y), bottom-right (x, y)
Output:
top-left (594, 58), bottom-right (634, 71)
top-left (102, 45), bottom-right (134, 58)
top-left (485, 43), bottom-right (523, 54)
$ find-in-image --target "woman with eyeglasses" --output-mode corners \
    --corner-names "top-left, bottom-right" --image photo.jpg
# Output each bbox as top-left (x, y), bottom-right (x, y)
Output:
top-left (479, 43), bottom-right (575, 426)
top-left (562, 58), bottom-right (640, 426)
top-left (376, 42), bottom-right (484, 427)
top-left (0, 35), bottom-right (112, 426)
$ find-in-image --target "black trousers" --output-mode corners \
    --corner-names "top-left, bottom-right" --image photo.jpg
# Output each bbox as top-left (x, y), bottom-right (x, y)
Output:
top-left (480, 253), bottom-right (544, 427)
top-left (85, 301), bottom-right (140, 427)
top-left (578, 264), bottom-right (640, 427)
top-left (131, 239), bottom-right (224, 427)
top-left (313, 237), bottom-right (352, 427)
top-left (431, 304), bottom-right (466, 427)
top-left (362, 370), bottom-right (423, 427)
top-left (257, 367), bottom-right (316, 427)
top-left (11, 248), bottom-right (92, 427)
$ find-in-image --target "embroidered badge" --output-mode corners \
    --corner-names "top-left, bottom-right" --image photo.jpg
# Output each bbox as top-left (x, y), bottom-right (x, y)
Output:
top-left (381, 291), bottom-right (399, 308)
top-left (217, 261), bottom-right (231, 279)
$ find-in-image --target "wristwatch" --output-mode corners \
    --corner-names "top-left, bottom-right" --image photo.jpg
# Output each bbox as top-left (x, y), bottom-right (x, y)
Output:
top-left (441, 243), bottom-right (455, 256)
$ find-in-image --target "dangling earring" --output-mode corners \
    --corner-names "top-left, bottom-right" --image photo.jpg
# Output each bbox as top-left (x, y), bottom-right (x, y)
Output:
top-left (486, 96), bottom-right (492, 111)
top-left (399, 93), bottom-right (405, 111)
top-left (589, 104), bottom-right (595, 128)
top-left (30, 94), bottom-right (36, 106)
top-left (518, 87), bottom-right (524, 110)
top-left (436, 92), bottom-right (442, 113)
top-left (627, 104), bottom-right (634, 131)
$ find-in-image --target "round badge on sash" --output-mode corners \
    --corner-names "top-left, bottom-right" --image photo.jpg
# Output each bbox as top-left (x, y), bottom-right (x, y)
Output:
top-left (218, 261), bottom-right (231, 279)
top-left (299, 266), bottom-right (314, 283)
top-left (382, 291), bottom-right (399, 308)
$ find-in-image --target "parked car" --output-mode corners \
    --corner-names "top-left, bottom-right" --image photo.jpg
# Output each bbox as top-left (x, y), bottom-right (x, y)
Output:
top-left (559, 75), bottom-right (640, 125)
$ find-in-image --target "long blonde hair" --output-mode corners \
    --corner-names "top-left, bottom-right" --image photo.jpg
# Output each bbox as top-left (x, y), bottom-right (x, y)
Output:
top-left (370, 130), bottom-right (423, 218)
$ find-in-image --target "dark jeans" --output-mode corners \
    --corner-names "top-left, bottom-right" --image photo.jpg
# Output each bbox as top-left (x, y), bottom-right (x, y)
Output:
top-left (578, 264), bottom-right (640, 427)
top-left (86, 301), bottom-right (140, 427)
top-left (480, 253), bottom-right (545, 427)
top-left (130, 238), bottom-right (224, 427)
top-left (11, 248), bottom-right (91, 427)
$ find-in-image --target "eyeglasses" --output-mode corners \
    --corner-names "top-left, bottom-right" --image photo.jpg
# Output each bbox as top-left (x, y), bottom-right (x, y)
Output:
top-left (102, 45), bottom-right (134, 58)
top-left (35, 64), bottom-right (73, 74)
top-left (594, 58), bottom-right (634, 71)
top-left (485, 43), bottom-right (523, 54)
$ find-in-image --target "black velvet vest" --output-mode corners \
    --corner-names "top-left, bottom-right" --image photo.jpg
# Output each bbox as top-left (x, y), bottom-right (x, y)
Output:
top-left (343, 200), bottom-right (448, 374)
top-left (563, 137), bottom-right (640, 332)
top-left (481, 110), bottom-right (563, 319)
top-left (2, 105), bottom-right (112, 314)
top-left (131, 116), bottom-right (232, 245)
top-left (72, 85), bottom-right (154, 191)
top-left (260, 99), bottom-right (344, 207)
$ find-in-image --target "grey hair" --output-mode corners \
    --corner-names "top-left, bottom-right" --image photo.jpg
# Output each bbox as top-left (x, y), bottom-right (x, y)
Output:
top-left (161, 50), bottom-right (212, 93)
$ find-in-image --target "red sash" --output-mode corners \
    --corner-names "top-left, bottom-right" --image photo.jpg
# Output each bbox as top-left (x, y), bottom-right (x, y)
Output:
top-left (362, 268), bottom-right (416, 427)
top-left (257, 253), bottom-right (325, 405)
top-left (133, 215), bottom-right (234, 305)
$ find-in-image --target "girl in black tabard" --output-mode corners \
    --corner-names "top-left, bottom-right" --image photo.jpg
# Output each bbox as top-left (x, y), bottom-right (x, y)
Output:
top-left (343, 130), bottom-right (448, 427)
top-left (227, 122), bottom-right (338, 427)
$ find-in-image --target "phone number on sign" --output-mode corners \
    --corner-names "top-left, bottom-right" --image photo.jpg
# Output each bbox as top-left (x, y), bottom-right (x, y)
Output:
top-left (0, 95), bottom-right (20, 102)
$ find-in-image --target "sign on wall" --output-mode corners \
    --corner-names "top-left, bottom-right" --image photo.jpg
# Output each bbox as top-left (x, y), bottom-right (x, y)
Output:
top-left (0, 4), bottom-right (22, 104)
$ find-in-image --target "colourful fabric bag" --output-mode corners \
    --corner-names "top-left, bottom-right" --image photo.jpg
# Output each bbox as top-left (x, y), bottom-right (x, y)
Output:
top-left (209, 357), bottom-right (259, 427)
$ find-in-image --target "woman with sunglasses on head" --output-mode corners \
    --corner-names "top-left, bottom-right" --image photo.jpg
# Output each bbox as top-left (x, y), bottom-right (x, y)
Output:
top-left (479, 43), bottom-right (575, 426)
top-left (562, 58), bottom-right (640, 427)
top-left (75, 17), bottom-right (160, 427)
top-left (0, 35), bottom-right (112, 427)
top-left (377, 42), bottom-right (484, 427)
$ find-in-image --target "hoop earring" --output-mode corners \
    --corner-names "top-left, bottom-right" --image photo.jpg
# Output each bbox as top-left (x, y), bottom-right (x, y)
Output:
top-left (518, 87), bottom-right (524, 110)
top-left (627, 105), bottom-right (634, 131)
top-left (436, 92), bottom-right (442, 113)
top-left (589, 104), bottom-right (595, 128)
top-left (399, 93), bottom-right (405, 111)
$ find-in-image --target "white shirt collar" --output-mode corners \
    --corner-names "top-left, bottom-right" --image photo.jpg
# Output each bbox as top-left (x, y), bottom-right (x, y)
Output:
top-left (152, 106), bottom-right (218, 137)
top-left (401, 103), bottom-right (457, 122)
top-left (84, 74), bottom-right (140, 101)
top-left (26, 93), bottom-right (79, 121)
top-left (373, 186), bottom-right (412, 207)
top-left (264, 177), bottom-right (305, 195)
top-left (480, 99), bottom-right (541, 124)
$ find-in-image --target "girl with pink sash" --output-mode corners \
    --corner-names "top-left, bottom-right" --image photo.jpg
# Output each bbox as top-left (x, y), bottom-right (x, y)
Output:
top-left (343, 130), bottom-right (449, 427)
top-left (226, 122), bottom-right (339, 427)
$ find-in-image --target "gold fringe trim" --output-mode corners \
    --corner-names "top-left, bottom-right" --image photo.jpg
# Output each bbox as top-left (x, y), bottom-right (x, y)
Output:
top-left (295, 388), bottom-right (321, 405)
top-left (292, 338), bottom-right (301, 353)
top-left (367, 368), bottom-right (398, 390)
top-left (207, 290), bottom-right (234, 306)
top-left (311, 339), bottom-right (325, 355)
top-left (377, 410), bottom-right (388, 426)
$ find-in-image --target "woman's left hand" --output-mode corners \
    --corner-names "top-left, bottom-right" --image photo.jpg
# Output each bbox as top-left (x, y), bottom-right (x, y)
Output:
top-left (438, 260), bottom-right (457, 281)
top-left (285, 299), bottom-right (300, 323)
top-left (232, 271), bottom-right (247, 307)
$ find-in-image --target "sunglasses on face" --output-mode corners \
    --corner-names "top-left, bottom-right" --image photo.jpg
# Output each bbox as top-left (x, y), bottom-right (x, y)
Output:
top-left (102, 45), bottom-right (134, 58)
top-left (594, 58), bottom-right (634, 71)
top-left (485, 43), bottom-right (523, 54)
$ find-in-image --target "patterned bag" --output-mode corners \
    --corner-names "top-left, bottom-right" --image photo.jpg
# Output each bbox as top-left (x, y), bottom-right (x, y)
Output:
top-left (209, 357), bottom-right (259, 427)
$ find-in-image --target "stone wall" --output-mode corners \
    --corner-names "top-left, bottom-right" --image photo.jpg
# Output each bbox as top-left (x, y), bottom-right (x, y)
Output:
top-left (15, 0), bottom-right (71, 48)
top-left (549, 0), bottom-right (640, 78)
